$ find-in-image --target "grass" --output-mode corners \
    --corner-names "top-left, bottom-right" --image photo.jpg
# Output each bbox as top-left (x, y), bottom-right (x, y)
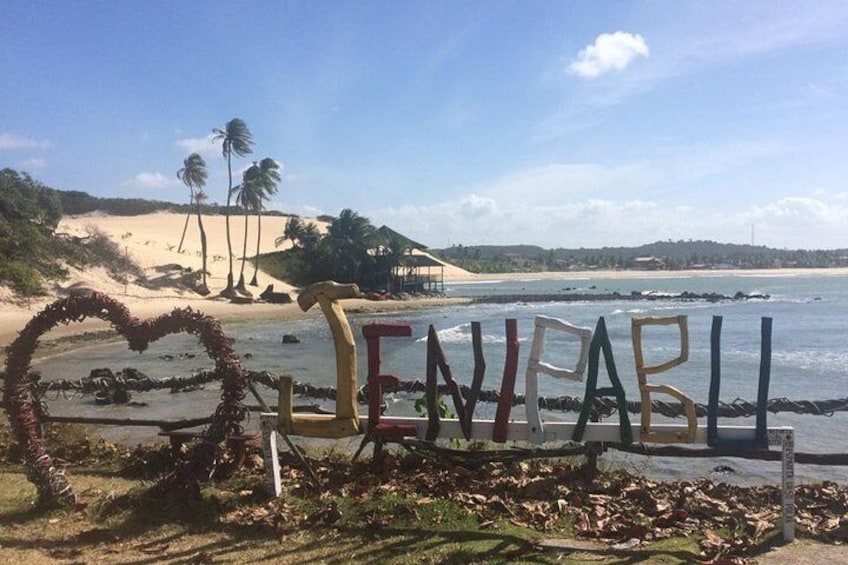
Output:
top-left (0, 456), bottom-right (708, 564)
top-left (0, 467), bottom-right (707, 564)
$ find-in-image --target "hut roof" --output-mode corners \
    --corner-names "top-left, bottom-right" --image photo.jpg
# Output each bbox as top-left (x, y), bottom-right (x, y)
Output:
top-left (375, 225), bottom-right (428, 250)
top-left (398, 254), bottom-right (444, 268)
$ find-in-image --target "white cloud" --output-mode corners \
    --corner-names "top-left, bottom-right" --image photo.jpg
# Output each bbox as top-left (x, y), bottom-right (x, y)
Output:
top-left (21, 158), bottom-right (47, 170)
top-left (121, 172), bottom-right (179, 190)
top-left (569, 32), bottom-right (650, 79)
top-left (175, 134), bottom-right (218, 157)
top-left (370, 191), bottom-right (848, 250)
top-left (0, 132), bottom-right (52, 150)
top-left (744, 197), bottom-right (848, 248)
top-left (480, 163), bottom-right (657, 204)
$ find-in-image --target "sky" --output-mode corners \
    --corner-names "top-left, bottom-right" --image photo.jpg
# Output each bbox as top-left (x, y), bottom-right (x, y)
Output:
top-left (2, 1), bottom-right (848, 250)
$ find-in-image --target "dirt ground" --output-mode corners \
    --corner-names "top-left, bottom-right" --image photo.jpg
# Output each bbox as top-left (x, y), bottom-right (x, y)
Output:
top-left (754, 540), bottom-right (848, 564)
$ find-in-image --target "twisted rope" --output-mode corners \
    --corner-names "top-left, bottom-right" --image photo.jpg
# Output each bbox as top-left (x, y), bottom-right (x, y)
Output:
top-left (25, 368), bottom-right (848, 419)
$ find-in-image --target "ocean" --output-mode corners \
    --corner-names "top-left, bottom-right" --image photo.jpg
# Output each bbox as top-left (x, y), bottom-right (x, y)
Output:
top-left (32, 272), bottom-right (848, 486)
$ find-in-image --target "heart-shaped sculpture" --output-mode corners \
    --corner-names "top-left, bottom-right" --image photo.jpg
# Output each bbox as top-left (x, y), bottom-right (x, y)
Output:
top-left (3, 292), bottom-right (248, 506)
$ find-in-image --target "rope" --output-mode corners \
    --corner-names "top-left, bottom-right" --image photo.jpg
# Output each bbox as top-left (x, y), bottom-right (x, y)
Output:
top-left (23, 368), bottom-right (848, 419)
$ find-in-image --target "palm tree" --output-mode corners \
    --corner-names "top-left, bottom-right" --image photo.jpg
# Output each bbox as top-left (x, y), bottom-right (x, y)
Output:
top-left (300, 222), bottom-right (321, 251)
top-left (247, 158), bottom-right (281, 286)
top-left (231, 173), bottom-right (262, 294)
top-left (212, 118), bottom-right (254, 296)
top-left (192, 187), bottom-right (211, 294)
top-left (324, 208), bottom-right (376, 284)
top-left (176, 191), bottom-right (193, 253)
top-left (176, 153), bottom-right (210, 294)
top-left (276, 217), bottom-right (305, 249)
top-left (375, 233), bottom-right (412, 292)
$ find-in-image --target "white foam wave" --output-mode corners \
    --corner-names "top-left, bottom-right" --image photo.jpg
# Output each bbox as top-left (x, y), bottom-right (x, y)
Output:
top-left (414, 322), bottom-right (529, 345)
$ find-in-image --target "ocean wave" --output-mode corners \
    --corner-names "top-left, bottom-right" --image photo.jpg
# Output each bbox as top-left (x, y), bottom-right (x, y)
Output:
top-left (414, 322), bottom-right (514, 345)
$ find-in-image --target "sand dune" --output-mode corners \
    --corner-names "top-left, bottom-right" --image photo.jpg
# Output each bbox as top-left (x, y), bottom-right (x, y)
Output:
top-left (0, 211), bottom-right (472, 347)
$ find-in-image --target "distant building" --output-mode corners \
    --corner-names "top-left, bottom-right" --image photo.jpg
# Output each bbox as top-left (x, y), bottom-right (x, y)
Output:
top-left (394, 252), bottom-right (445, 293)
top-left (632, 256), bottom-right (665, 270)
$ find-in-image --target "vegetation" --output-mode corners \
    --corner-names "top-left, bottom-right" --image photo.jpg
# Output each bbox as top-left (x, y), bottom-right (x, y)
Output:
top-left (434, 241), bottom-right (848, 273)
top-left (275, 217), bottom-right (320, 251)
top-left (262, 209), bottom-right (415, 291)
top-left (212, 118), bottom-right (255, 297)
top-left (231, 157), bottom-right (281, 291)
top-left (56, 189), bottom-right (291, 218)
top-left (1, 422), bottom-right (840, 563)
top-left (0, 169), bottom-right (64, 294)
top-left (246, 158), bottom-right (282, 287)
top-left (176, 153), bottom-right (210, 294)
top-left (53, 225), bottom-right (145, 283)
top-left (0, 169), bottom-right (149, 297)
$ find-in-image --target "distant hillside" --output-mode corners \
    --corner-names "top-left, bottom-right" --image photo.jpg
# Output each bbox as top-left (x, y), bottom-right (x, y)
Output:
top-left (433, 241), bottom-right (848, 273)
top-left (57, 189), bottom-right (293, 218)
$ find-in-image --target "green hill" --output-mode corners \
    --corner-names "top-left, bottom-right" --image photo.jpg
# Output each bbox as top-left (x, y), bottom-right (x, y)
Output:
top-left (433, 241), bottom-right (848, 273)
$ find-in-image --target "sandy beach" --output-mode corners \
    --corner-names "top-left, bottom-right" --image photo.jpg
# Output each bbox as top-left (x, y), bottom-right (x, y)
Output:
top-left (2, 211), bottom-right (846, 352)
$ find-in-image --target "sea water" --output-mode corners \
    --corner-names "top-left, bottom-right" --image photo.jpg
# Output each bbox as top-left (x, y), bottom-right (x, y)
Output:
top-left (32, 272), bottom-right (848, 486)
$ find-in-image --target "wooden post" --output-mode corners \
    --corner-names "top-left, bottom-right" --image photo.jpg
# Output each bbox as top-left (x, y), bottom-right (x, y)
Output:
top-left (463, 322), bottom-right (486, 436)
top-left (493, 319), bottom-right (519, 442)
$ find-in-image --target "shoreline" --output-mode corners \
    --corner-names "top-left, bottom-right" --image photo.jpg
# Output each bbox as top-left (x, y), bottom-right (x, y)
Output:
top-left (0, 296), bottom-right (472, 363)
top-left (2, 266), bottom-right (845, 359)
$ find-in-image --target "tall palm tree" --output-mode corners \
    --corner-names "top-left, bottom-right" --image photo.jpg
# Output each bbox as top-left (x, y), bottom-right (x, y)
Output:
top-left (176, 192), bottom-right (193, 253)
top-left (247, 158), bottom-right (281, 286)
top-left (212, 118), bottom-right (254, 297)
top-left (176, 153), bottom-right (210, 294)
top-left (192, 187), bottom-right (211, 294)
top-left (231, 171), bottom-right (262, 293)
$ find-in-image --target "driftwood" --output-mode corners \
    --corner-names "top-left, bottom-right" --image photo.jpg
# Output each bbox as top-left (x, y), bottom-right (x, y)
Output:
top-left (260, 284), bottom-right (292, 304)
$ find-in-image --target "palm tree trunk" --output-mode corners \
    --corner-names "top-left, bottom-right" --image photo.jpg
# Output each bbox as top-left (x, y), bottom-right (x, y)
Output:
top-left (223, 154), bottom-right (235, 295)
top-left (236, 210), bottom-right (249, 292)
top-left (177, 193), bottom-right (193, 253)
top-left (250, 212), bottom-right (261, 286)
top-left (195, 203), bottom-right (210, 295)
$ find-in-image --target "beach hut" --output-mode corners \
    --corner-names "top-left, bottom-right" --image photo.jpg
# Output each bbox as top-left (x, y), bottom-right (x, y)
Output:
top-left (395, 252), bottom-right (445, 294)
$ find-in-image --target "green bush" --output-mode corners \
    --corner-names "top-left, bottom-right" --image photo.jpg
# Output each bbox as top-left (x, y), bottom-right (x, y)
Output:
top-left (0, 169), bottom-right (65, 295)
top-left (0, 259), bottom-right (47, 295)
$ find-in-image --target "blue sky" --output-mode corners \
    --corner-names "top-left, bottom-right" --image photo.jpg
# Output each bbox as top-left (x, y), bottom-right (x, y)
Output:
top-left (2, 2), bottom-right (847, 249)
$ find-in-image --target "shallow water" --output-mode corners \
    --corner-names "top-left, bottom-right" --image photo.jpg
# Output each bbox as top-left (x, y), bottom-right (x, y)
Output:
top-left (32, 272), bottom-right (848, 486)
